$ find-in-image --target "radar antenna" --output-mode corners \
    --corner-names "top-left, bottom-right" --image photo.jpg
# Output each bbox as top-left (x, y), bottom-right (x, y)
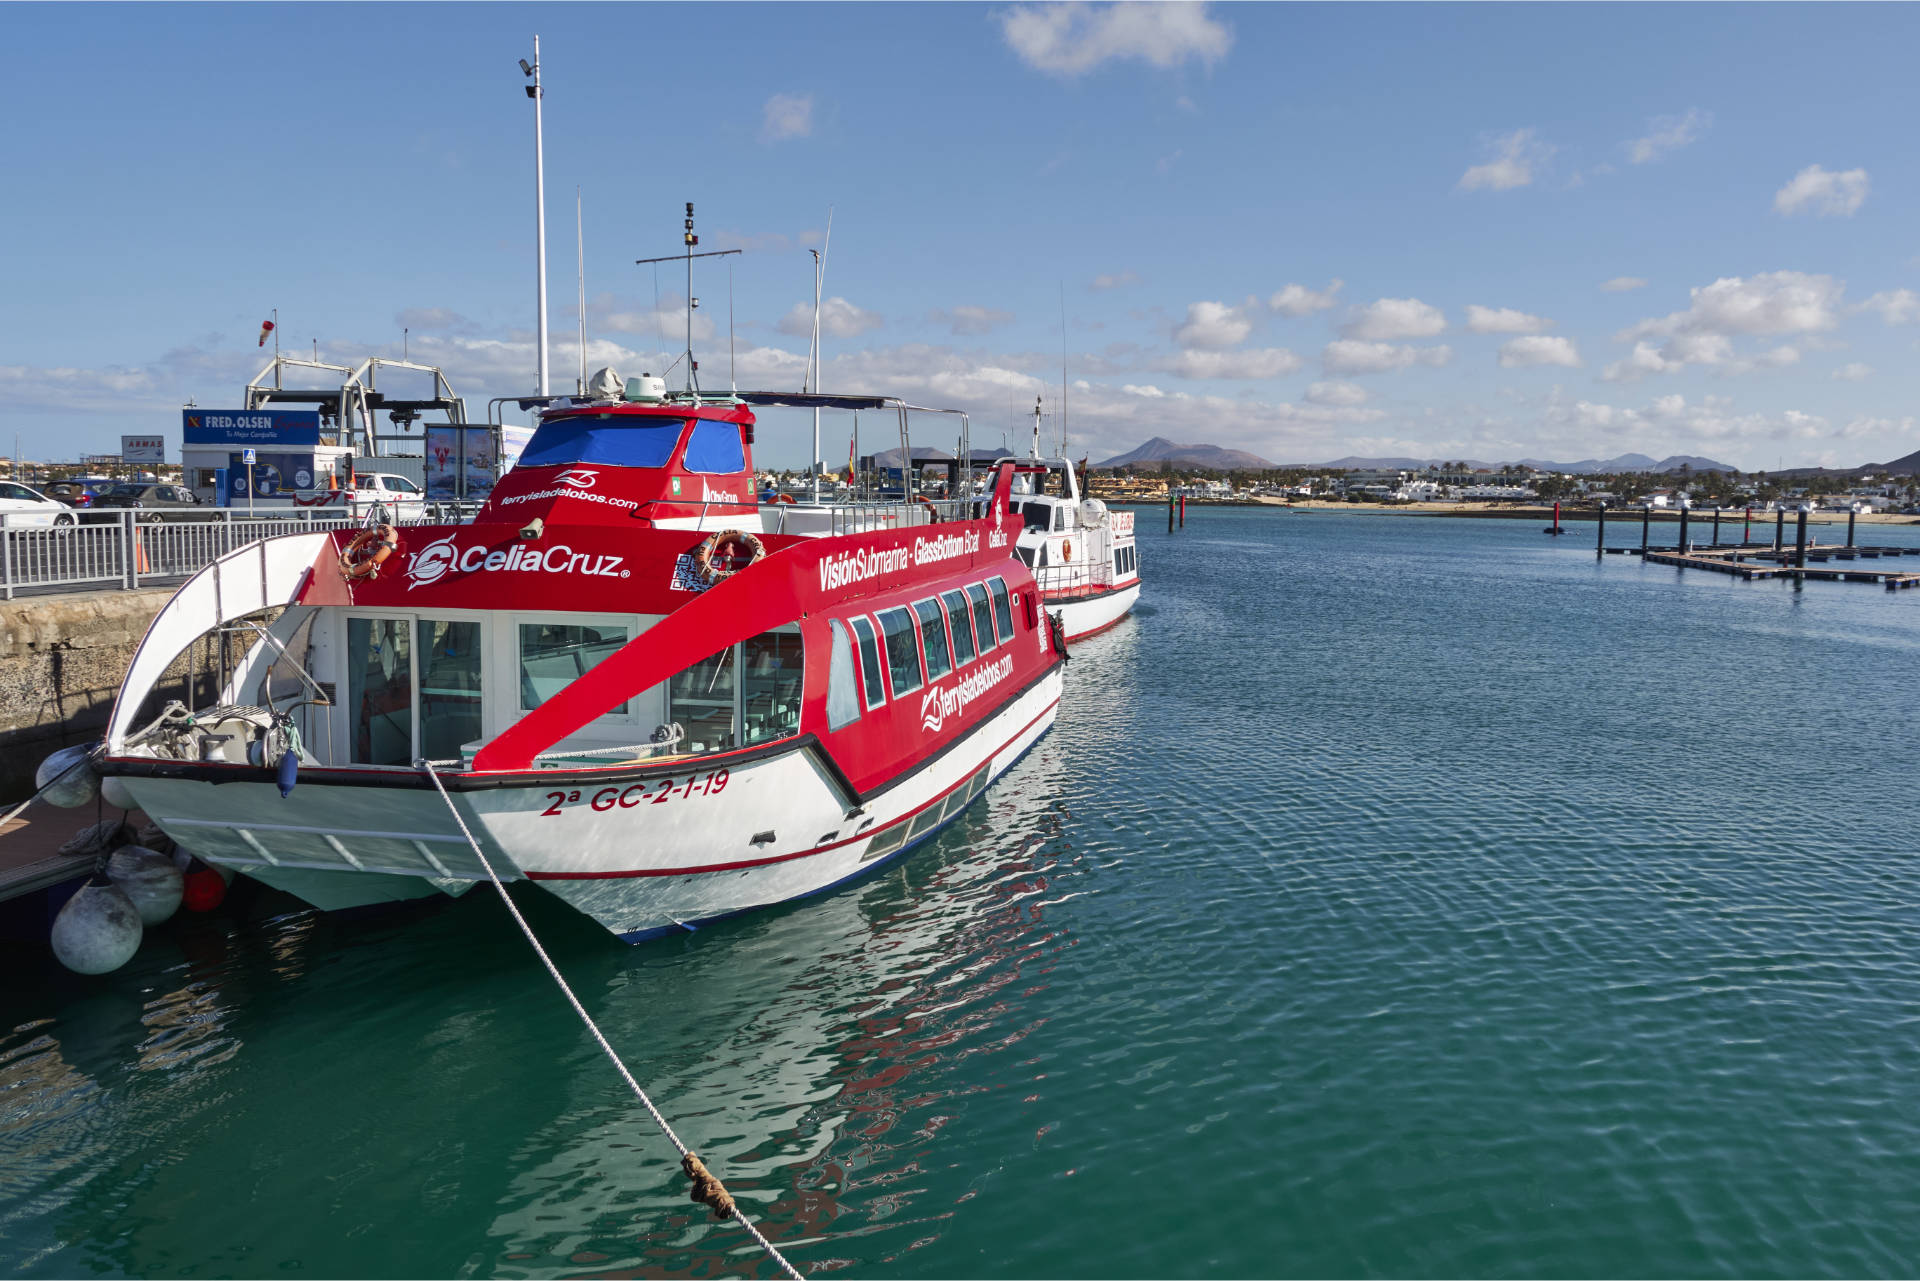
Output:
top-left (636, 202), bottom-right (741, 396)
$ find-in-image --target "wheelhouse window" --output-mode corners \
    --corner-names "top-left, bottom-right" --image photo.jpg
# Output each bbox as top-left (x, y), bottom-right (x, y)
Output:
top-left (517, 416), bottom-right (685, 469)
top-left (682, 420), bottom-right (746, 474)
top-left (877, 607), bottom-right (922, 696)
top-left (913, 599), bottom-right (952, 681)
top-left (670, 647), bottom-right (736, 754)
top-left (988, 577), bottom-right (1015, 639)
top-left (849, 615), bottom-right (886, 708)
top-left (967, 583), bottom-right (997, 649)
top-left (941, 590), bottom-right (976, 665)
top-left (742, 627), bottom-right (803, 745)
top-left (520, 622), bottom-right (630, 715)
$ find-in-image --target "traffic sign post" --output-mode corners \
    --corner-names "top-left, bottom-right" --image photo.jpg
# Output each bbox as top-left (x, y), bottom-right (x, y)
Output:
top-left (243, 448), bottom-right (256, 515)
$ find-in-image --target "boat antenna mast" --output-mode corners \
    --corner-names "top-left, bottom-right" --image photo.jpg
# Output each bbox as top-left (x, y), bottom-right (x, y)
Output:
top-left (521, 37), bottom-right (549, 397)
top-left (636, 202), bottom-right (739, 397)
top-left (1032, 396), bottom-right (1043, 460)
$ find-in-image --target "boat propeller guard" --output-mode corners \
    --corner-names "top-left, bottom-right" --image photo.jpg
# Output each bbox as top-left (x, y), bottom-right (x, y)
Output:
top-left (691, 529), bottom-right (765, 584)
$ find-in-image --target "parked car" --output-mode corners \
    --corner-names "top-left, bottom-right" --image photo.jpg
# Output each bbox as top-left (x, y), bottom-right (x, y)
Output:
top-left (0, 481), bottom-right (80, 527)
top-left (87, 482), bottom-right (207, 520)
top-left (349, 472), bottom-right (426, 521)
top-left (40, 478), bottom-right (114, 509)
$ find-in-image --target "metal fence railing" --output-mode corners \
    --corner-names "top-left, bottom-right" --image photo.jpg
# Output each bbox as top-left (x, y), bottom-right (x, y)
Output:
top-left (0, 508), bottom-right (467, 600)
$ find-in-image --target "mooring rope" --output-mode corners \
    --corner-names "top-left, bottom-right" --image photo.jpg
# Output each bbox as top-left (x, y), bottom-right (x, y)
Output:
top-left (417, 761), bottom-right (803, 1281)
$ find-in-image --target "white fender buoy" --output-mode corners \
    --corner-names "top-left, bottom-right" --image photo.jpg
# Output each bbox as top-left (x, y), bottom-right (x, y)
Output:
top-left (37, 745), bottom-right (99, 809)
top-left (51, 877), bottom-right (144, 974)
top-left (99, 774), bottom-right (137, 812)
top-left (106, 846), bottom-right (184, 925)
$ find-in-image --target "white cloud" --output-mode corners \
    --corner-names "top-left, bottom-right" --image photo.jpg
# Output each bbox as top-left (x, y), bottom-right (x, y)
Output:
top-left (1833, 362), bottom-right (1873, 381)
top-left (1600, 276), bottom-right (1648, 293)
top-left (1121, 383), bottom-right (1166, 398)
top-left (999, 1), bottom-right (1232, 76)
top-left (1856, 289), bottom-right (1920, 324)
top-left (1304, 380), bottom-right (1368, 407)
top-left (602, 296), bottom-right (716, 343)
top-left (1175, 95), bottom-right (1198, 113)
top-left (934, 305), bottom-right (1015, 336)
top-left (760, 93), bottom-right (814, 143)
top-left (1774, 164), bottom-right (1870, 217)
top-left (1173, 299), bottom-right (1256, 349)
top-left (1457, 128), bottom-right (1554, 192)
top-left (1268, 279), bottom-right (1342, 316)
top-left (1620, 271), bottom-right (1845, 344)
top-left (777, 296), bottom-right (882, 339)
top-left (1627, 108), bottom-right (1711, 164)
top-left (1465, 305), bottom-right (1552, 335)
top-left (1498, 336), bottom-right (1581, 368)
top-left (1322, 341), bottom-right (1452, 375)
top-left (1341, 297), bottom-right (1446, 340)
top-left (1168, 348), bottom-right (1302, 379)
top-left (1090, 271), bottom-right (1139, 291)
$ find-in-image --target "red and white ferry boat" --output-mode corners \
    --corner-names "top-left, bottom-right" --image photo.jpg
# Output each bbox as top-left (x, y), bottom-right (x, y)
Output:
top-left (1007, 403), bottom-right (1141, 641)
top-left (96, 382), bottom-right (1067, 941)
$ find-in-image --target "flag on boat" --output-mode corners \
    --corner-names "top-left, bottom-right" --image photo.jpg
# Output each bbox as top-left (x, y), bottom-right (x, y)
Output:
top-left (257, 319), bottom-right (276, 348)
top-left (846, 436), bottom-right (856, 482)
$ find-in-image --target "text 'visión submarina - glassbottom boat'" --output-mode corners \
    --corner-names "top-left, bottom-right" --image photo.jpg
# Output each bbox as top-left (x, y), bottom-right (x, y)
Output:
top-left (97, 379), bottom-right (1069, 941)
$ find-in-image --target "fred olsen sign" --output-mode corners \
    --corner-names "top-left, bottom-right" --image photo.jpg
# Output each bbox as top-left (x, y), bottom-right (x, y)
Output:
top-left (406, 534), bottom-right (630, 589)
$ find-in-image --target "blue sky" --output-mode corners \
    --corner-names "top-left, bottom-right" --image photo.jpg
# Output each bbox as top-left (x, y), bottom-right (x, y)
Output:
top-left (4, 2), bottom-right (1918, 471)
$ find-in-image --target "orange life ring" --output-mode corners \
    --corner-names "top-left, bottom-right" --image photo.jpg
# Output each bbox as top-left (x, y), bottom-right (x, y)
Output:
top-left (691, 529), bottom-right (765, 585)
top-left (1061, 539), bottom-right (1073, 561)
top-left (340, 523), bottom-right (398, 580)
top-left (773, 493), bottom-right (796, 505)
top-left (918, 496), bottom-right (939, 525)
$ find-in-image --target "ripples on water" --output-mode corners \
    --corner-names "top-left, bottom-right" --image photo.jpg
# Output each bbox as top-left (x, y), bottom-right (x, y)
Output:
top-left (6, 511), bottom-right (1920, 1277)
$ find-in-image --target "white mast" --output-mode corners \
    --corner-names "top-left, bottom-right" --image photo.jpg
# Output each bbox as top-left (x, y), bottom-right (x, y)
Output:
top-left (807, 208), bottom-right (834, 503)
top-left (523, 37), bottom-right (550, 397)
top-left (576, 186), bottom-right (586, 395)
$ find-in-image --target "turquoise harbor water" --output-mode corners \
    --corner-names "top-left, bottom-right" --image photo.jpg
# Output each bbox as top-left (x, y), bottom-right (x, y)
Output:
top-left (7, 509), bottom-right (1920, 1278)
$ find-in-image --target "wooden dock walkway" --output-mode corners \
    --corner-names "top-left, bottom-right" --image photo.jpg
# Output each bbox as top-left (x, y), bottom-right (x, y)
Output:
top-left (1619, 541), bottom-right (1920, 589)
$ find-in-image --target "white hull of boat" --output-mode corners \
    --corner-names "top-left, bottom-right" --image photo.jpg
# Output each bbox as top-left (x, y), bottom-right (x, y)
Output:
top-left (116, 670), bottom-right (1064, 941)
top-left (1048, 582), bottom-right (1140, 642)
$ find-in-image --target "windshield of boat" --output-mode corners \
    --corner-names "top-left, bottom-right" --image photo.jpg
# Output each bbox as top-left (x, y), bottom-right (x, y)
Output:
top-left (518, 416), bottom-right (686, 470)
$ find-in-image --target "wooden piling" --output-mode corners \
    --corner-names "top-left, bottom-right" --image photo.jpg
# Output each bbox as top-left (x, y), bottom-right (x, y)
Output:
top-left (1178, 494), bottom-right (1186, 528)
top-left (1596, 503), bottom-right (1607, 555)
top-left (1774, 508), bottom-right (1785, 554)
top-left (1167, 493), bottom-right (1175, 533)
top-left (1743, 506), bottom-right (1751, 544)
top-left (1678, 504), bottom-right (1690, 553)
top-left (1794, 507), bottom-right (1809, 570)
top-left (1641, 505), bottom-right (1651, 553)
top-left (1712, 506), bottom-right (1721, 545)
top-left (1848, 507), bottom-right (1857, 548)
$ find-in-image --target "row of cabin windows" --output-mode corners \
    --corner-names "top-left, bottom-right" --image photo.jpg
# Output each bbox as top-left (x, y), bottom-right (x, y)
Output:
top-left (343, 614), bottom-right (801, 766)
top-left (826, 576), bottom-right (1018, 731)
top-left (1114, 544), bottom-right (1138, 576)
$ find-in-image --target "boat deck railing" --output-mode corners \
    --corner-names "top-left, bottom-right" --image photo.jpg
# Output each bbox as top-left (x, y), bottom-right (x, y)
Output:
top-left (0, 507), bottom-right (465, 600)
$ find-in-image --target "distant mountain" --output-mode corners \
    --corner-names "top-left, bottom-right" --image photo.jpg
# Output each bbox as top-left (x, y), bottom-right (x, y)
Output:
top-left (1096, 441), bottom-right (1742, 474)
top-left (1096, 436), bottom-right (1274, 470)
top-left (1879, 447), bottom-right (1920, 475)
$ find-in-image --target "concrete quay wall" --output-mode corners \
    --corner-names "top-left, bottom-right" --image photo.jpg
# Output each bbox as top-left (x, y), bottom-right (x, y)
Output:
top-left (0, 590), bottom-right (176, 800)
